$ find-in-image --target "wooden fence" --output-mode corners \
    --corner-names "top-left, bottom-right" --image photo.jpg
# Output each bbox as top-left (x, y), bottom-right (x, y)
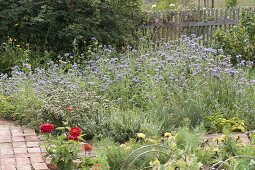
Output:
top-left (141, 7), bottom-right (255, 47)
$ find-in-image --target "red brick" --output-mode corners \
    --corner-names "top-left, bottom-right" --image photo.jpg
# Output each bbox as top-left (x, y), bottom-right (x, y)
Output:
top-left (0, 138), bottom-right (12, 143)
top-left (16, 157), bottom-right (31, 165)
top-left (1, 158), bottom-right (15, 165)
top-left (23, 128), bottom-right (36, 134)
top-left (12, 141), bottom-right (26, 148)
top-left (0, 148), bottom-right (13, 155)
top-left (0, 143), bottom-right (12, 149)
top-left (0, 130), bottom-right (11, 135)
top-left (32, 163), bottom-right (49, 170)
top-left (12, 136), bottom-right (25, 142)
top-left (27, 141), bottom-right (39, 148)
top-left (25, 136), bottom-right (39, 142)
top-left (11, 129), bottom-right (23, 134)
top-left (30, 156), bottom-right (44, 163)
top-left (0, 154), bottom-right (14, 158)
top-left (17, 164), bottom-right (32, 170)
top-left (0, 125), bottom-right (10, 130)
top-left (15, 153), bottom-right (30, 158)
top-left (28, 147), bottom-right (41, 153)
top-left (14, 147), bottom-right (27, 154)
top-left (1, 164), bottom-right (16, 170)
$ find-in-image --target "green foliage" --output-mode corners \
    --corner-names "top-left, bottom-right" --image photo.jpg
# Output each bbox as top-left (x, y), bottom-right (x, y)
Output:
top-left (43, 134), bottom-right (80, 170)
top-left (0, 0), bottom-right (143, 53)
top-left (225, 0), bottom-right (238, 8)
top-left (175, 126), bottom-right (204, 151)
top-left (215, 10), bottom-right (255, 63)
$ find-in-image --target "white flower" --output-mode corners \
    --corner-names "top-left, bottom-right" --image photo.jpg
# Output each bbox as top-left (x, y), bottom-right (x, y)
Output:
top-left (169, 4), bottom-right (175, 7)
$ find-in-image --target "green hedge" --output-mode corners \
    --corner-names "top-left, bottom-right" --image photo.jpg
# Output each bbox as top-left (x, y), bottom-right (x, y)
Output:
top-left (0, 0), bottom-right (143, 53)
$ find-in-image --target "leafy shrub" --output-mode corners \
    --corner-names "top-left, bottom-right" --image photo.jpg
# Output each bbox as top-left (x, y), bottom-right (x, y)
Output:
top-left (205, 113), bottom-right (246, 133)
top-left (0, 0), bottom-right (143, 53)
top-left (215, 10), bottom-right (255, 64)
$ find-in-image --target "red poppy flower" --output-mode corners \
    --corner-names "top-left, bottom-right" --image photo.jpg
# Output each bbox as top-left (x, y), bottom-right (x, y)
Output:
top-left (69, 127), bottom-right (81, 137)
top-left (83, 143), bottom-right (93, 152)
top-left (66, 106), bottom-right (75, 111)
top-left (68, 135), bottom-right (79, 141)
top-left (39, 123), bottom-right (54, 133)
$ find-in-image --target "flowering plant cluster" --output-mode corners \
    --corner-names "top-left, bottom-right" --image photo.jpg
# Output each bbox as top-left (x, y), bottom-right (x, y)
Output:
top-left (39, 123), bottom-right (97, 170)
top-left (115, 128), bottom-right (255, 170)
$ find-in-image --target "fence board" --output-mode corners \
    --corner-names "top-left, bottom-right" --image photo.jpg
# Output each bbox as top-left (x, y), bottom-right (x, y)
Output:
top-left (142, 7), bottom-right (252, 46)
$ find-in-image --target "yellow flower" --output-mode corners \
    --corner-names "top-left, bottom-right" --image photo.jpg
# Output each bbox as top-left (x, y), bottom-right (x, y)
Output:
top-left (137, 133), bottom-right (146, 139)
top-left (120, 144), bottom-right (126, 148)
top-left (149, 158), bottom-right (160, 167)
top-left (219, 134), bottom-right (225, 142)
top-left (145, 138), bottom-right (157, 144)
top-left (213, 147), bottom-right (219, 153)
top-left (152, 4), bottom-right (157, 8)
top-left (197, 162), bottom-right (203, 167)
top-left (164, 132), bottom-right (172, 138)
top-left (16, 45), bottom-right (20, 48)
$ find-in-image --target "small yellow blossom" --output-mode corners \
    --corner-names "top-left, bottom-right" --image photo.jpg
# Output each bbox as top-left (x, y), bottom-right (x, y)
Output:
top-left (164, 132), bottom-right (172, 138)
top-left (137, 133), bottom-right (146, 139)
top-left (16, 45), bottom-right (20, 48)
top-left (213, 147), bottom-right (219, 153)
top-left (120, 144), bottom-right (126, 148)
top-left (197, 162), bottom-right (203, 167)
top-left (149, 158), bottom-right (160, 167)
top-left (152, 4), bottom-right (157, 8)
top-left (219, 134), bottom-right (225, 142)
top-left (145, 138), bottom-right (157, 144)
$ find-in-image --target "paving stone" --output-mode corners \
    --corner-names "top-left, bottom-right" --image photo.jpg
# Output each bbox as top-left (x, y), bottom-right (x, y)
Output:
top-left (0, 120), bottom-right (49, 170)
top-left (12, 142), bottom-right (26, 148)
top-left (14, 147), bottom-right (27, 154)
top-left (26, 142), bottom-right (39, 148)
top-left (30, 157), bottom-right (44, 163)
top-left (12, 136), bottom-right (25, 142)
top-left (17, 164), bottom-right (32, 170)
top-left (0, 148), bottom-right (13, 155)
top-left (27, 148), bottom-right (41, 153)
top-left (25, 136), bottom-right (39, 142)
top-left (32, 163), bottom-right (49, 170)
top-left (16, 157), bottom-right (31, 165)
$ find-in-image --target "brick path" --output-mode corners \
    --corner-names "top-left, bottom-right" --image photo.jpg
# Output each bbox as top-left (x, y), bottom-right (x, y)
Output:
top-left (0, 120), bottom-right (49, 170)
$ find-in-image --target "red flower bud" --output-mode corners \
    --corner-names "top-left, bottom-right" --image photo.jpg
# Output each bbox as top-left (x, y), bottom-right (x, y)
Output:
top-left (66, 106), bottom-right (75, 111)
top-left (83, 143), bottom-right (93, 152)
